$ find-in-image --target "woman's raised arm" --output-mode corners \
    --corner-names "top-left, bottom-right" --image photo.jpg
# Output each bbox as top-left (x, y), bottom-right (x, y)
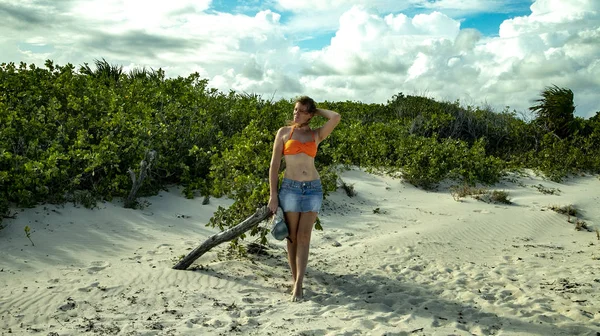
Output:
top-left (315, 108), bottom-right (341, 143)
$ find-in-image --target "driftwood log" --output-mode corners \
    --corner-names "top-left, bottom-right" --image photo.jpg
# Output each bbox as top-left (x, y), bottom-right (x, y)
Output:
top-left (173, 205), bottom-right (272, 270)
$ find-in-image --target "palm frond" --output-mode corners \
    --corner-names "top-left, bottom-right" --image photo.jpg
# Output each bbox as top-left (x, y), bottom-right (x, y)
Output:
top-left (529, 85), bottom-right (575, 138)
top-left (78, 58), bottom-right (123, 84)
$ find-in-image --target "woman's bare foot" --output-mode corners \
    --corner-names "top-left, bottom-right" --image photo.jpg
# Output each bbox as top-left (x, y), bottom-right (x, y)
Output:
top-left (290, 284), bottom-right (303, 302)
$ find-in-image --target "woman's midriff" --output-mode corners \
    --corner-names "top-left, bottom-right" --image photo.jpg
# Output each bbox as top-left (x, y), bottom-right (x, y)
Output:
top-left (283, 154), bottom-right (319, 181)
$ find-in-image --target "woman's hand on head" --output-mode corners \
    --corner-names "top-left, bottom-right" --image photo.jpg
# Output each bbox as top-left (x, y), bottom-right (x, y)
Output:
top-left (268, 197), bottom-right (279, 215)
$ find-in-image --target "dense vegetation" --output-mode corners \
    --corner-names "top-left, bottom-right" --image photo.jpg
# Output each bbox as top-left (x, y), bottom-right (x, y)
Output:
top-left (1, 60), bottom-right (600, 249)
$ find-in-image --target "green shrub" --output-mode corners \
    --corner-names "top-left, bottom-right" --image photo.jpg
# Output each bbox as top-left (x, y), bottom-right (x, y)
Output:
top-left (2, 60), bottom-right (600, 255)
top-left (400, 137), bottom-right (504, 189)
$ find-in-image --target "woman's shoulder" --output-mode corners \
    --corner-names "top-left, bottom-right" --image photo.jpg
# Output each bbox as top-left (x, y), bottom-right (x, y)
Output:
top-left (276, 126), bottom-right (293, 139)
top-left (277, 125), bottom-right (294, 133)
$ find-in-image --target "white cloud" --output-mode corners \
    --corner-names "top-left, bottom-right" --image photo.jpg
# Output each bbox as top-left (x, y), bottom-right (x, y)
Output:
top-left (275, 0), bottom-right (520, 15)
top-left (276, 0), bottom-right (418, 38)
top-left (420, 0), bottom-right (519, 15)
top-left (276, 0), bottom-right (405, 12)
top-left (407, 52), bottom-right (429, 80)
top-left (70, 0), bottom-right (212, 31)
top-left (0, 0), bottom-right (599, 117)
top-left (529, 0), bottom-right (599, 22)
top-left (301, 8), bottom-right (459, 76)
top-left (298, 8), bottom-right (463, 102)
top-left (293, 2), bottom-right (599, 117)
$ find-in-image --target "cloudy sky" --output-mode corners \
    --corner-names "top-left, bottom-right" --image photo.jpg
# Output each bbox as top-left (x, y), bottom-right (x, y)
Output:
top-left (1, 0), bottom-right (599, 118)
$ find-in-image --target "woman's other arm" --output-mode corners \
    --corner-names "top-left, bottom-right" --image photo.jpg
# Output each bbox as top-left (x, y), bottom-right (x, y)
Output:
top-left (268, 127), bottom-right (285, 214)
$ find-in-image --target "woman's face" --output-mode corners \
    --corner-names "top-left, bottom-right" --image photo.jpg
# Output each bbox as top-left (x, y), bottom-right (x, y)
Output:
top-left (293, 102), bottom-right (312, 124)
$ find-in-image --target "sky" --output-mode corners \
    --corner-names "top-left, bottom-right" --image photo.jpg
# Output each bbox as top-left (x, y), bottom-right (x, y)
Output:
top-left (1, 0), bottom-right (599, 118)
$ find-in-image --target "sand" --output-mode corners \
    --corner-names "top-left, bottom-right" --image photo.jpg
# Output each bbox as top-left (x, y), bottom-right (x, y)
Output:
top-left (1, 167), bottom-right (600, 335)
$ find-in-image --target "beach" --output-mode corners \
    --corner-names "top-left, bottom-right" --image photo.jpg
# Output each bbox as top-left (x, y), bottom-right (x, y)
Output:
top-left (1, 167), bottom-right (599, 335)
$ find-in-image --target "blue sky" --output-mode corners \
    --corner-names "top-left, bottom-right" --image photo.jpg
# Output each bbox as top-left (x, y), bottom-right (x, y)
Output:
top-left (208, 0), bottom-right (534, 49)
top-left (461, 12), bottom-right (526, 36)
top-left (1, 0), bottom-right (599, 117)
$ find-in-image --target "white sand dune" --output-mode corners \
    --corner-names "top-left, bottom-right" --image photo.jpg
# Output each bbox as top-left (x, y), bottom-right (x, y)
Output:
top-left (1, 168), bottom-right (600, 335)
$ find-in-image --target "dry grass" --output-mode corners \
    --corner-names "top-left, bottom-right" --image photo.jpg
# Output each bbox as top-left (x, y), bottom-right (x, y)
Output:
top-left (549, 204), bottom-right (595, 232)
top-left (532, 184), bottom-right (561, 195)
top-left (490, 190), bottom-right (512, 204)
top-left (474, 190), bottom-right (512, 205)
top-left (372, 207), bottom-right (388, 214)
top-left (450, 184), bottom-right (512, 204)
top-left (549, 204), bottom-right (577, 217)
top-left (450, 184), bottom-right (487, 202)
top-left (339, 178), bottom-right (357, 197)
top-left (575, 220), bottom-right (591, 232)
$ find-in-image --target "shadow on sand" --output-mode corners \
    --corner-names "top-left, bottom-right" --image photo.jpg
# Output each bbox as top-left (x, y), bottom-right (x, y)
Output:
top-left (192, 244), bottom-right (600, 336)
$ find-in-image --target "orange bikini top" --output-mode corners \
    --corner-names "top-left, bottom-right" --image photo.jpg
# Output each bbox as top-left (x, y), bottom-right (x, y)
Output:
top-left (283, 126), bottom-right (317, 158)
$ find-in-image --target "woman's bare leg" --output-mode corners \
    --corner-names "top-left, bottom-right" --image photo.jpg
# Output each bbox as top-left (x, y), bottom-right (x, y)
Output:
top-left (292, 211), bottom-right (317, 301)
top-left (284, 212), bottom-right (300, 284)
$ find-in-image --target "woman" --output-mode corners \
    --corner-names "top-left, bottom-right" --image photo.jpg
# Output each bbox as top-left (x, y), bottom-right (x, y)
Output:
top-left (267, 96), bottom-right (341, 302)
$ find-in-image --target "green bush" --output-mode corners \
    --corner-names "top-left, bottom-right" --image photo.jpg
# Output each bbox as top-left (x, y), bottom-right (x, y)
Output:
top-left (401, 137), bottom-right (504, 189)
top-left (2, 60), bottom-right (600, 247)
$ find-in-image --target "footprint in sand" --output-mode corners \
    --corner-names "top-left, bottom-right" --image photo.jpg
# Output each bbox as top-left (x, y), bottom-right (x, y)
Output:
top-left (358, 319), bottom-right (376, 329)
top-left (78, 281), bottom-right (101, 292)
top-left (87, 261), bottom-right (110, 274)
top-left (208, 319), bottom-right (224, 327)
top-left (383, 264), bottom-right (401, 273)
top-left (408, 297), bottom-right (427, 306)
top-left (238, 288), bottom-right (257, 295)
top-left (242, 308), bottom-right (265, 317)
top-left (409, 264), bottom-right (425, 272)
top-left (147, 244), bottom-right (174, 256)
top-left (58, 298), bottom-right (77, 311)
top-left (123, 255), bottom-right (142, 262)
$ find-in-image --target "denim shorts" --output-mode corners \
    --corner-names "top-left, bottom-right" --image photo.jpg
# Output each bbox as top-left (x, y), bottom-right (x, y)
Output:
top-left (278, 178), bottom-right (323, 213)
